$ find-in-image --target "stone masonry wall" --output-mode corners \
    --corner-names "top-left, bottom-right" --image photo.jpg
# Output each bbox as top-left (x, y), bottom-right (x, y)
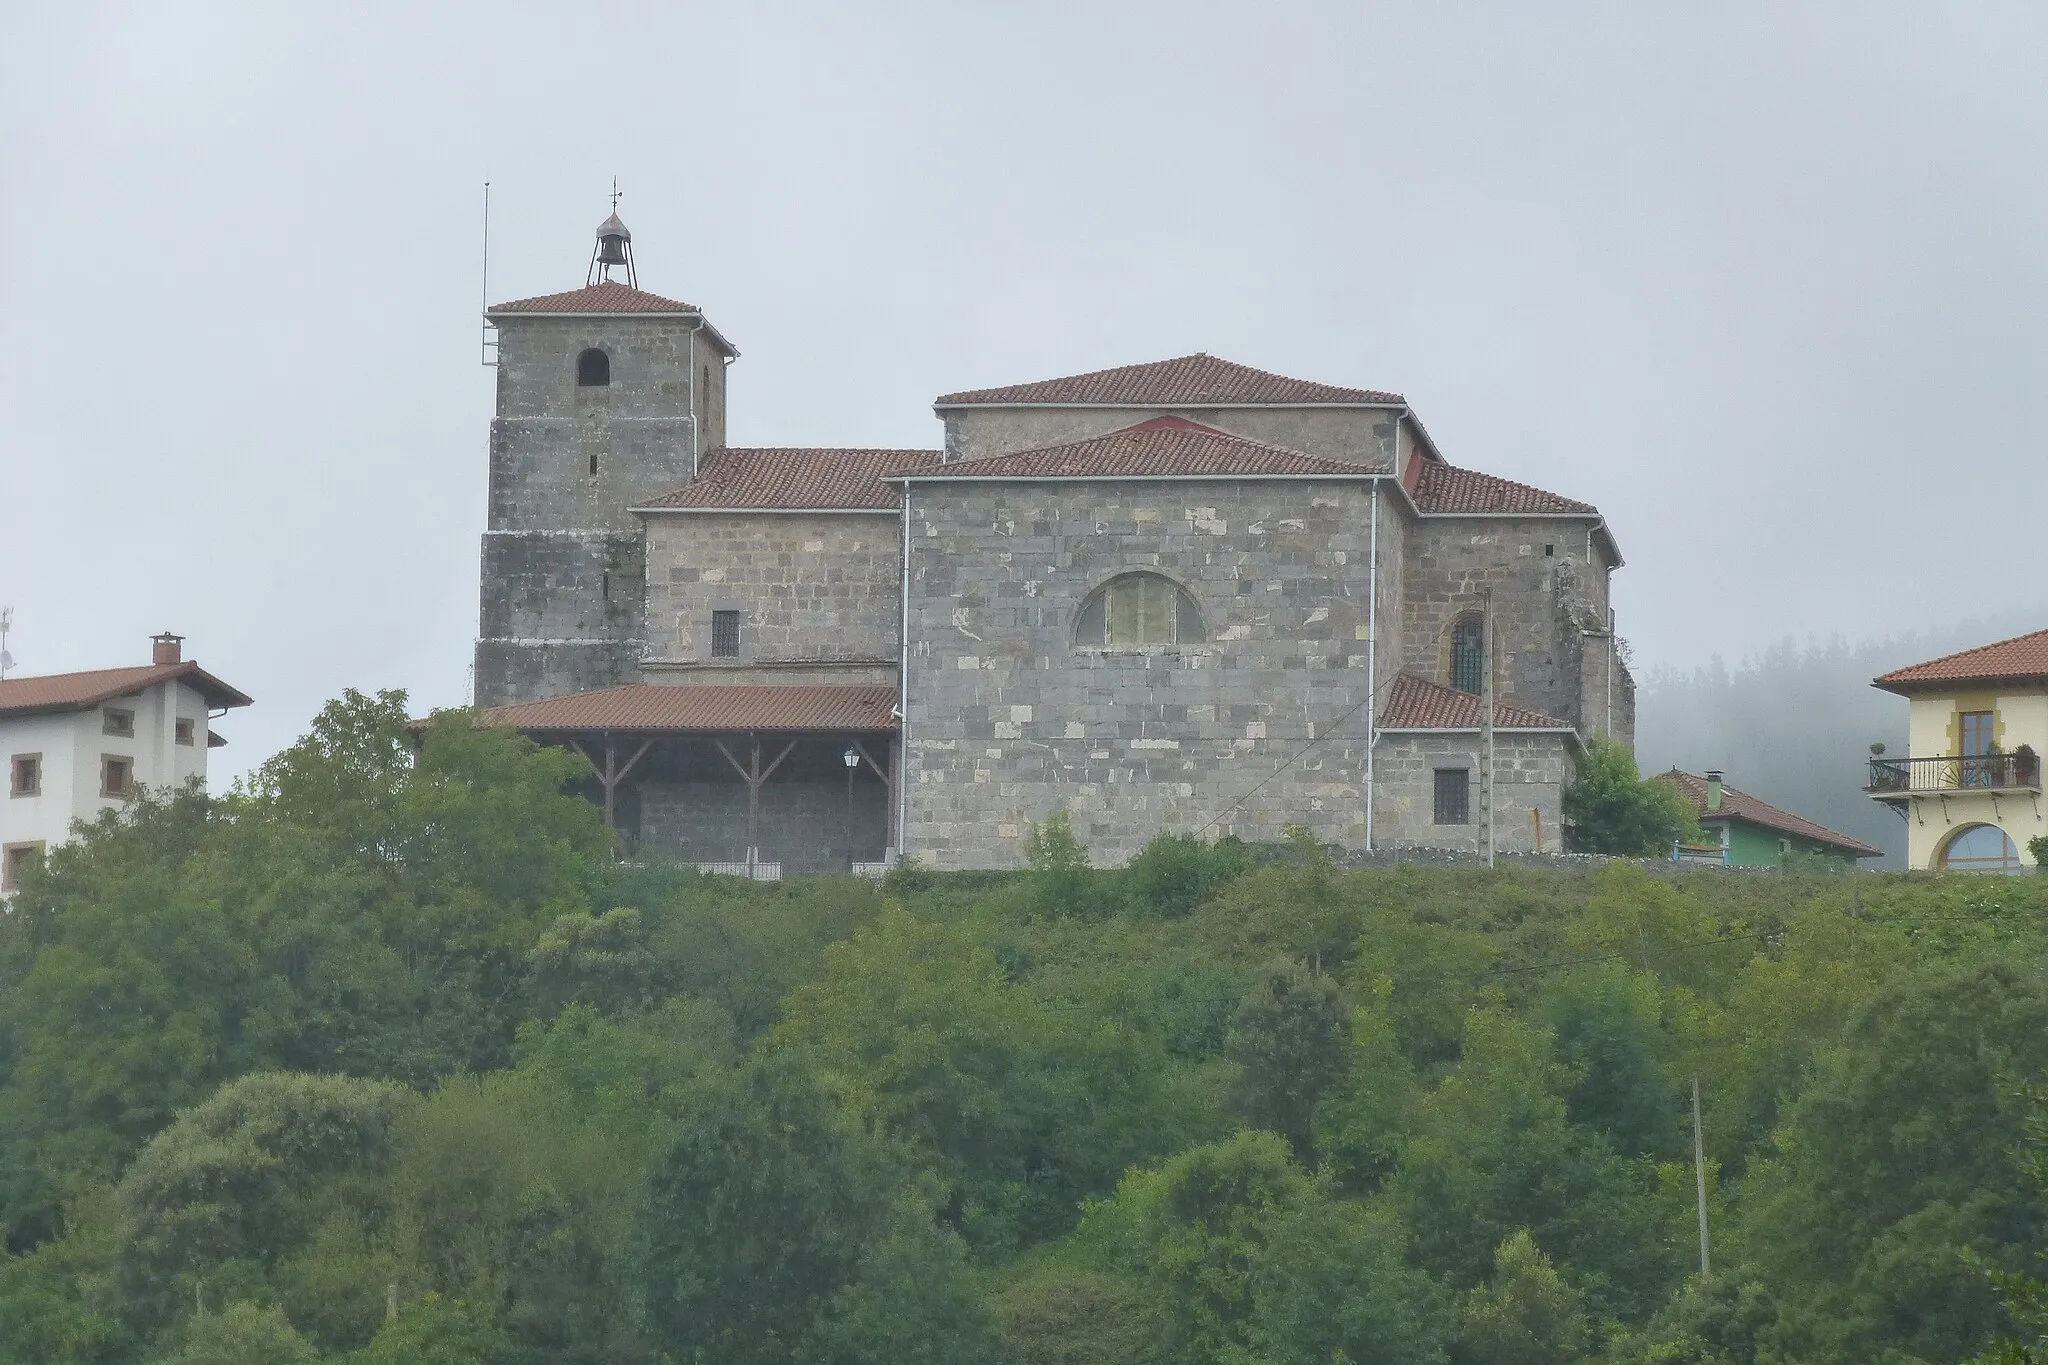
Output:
top-left (640, 512), bottom-right (901, 668)
top-left (941, 406), bottom-right (1398, 468)
top-left (1371, 731), bottom-right (1572, 853)
top-left (633, 739), bottom-right (891, 873)
top-left (1396, 514), bottom-right (1611, 732)
top-left (900, 479), bottom-right (1378, 869)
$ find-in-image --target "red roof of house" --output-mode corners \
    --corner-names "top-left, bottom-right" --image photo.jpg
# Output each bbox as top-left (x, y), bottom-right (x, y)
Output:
top-left (890, 416), bottom-right (1376, 481)
top-left (1872, 628), bottom-right (2048, 694)
top-left (1378, 673), bottom-right (1575, 730)
top-left (1413, 463), bottom-right (1597, 516)
top-left (935, 353), bottom-right (1402, 407)
top-left (469, 684), bottom-right (899, 734)
top-left (0, 662), bottom-right (252, 719)
top-left (1657, 770), bottom-right (1882, 857)
top-left (636, 448), bottom-right (943, 512)
top-left (488, 282), bottom-right (702, 315)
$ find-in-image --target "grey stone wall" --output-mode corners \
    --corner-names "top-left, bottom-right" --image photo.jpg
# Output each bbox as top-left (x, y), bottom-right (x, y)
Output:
top-left (1370, 731), bottom-right (1572, 853)
top-left (900, 479), bottom-right (1378, 869)
top-left (477, 313), bottom-right (725, 705)
top-left (632, 738), bottom-right (891, 873)
top-left (640, 512), bottom-right (901, 667)
top-left (1394, 513), bottom-right (1614, 734)
top-left (939, 406), bottom-right (1398, 468)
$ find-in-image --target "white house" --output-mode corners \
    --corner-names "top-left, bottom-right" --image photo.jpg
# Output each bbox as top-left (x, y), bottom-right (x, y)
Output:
top-left (0, 634), bottom-right (252, 894)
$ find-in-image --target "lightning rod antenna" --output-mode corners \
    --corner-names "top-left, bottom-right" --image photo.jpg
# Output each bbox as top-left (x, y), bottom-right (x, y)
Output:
top-left (480, 181), bottom-right (498, 367)
top-left (0, 606), bottom-right (15, 681)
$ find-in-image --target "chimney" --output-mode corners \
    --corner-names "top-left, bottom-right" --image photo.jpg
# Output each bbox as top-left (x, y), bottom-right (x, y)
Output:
top-left (1704, 769), bottom-right (1724, 812)
top-left (152, 632), bottom-right (184, 666)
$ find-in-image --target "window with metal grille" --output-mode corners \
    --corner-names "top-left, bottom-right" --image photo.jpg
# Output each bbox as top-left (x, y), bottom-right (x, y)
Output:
top-left (1433, 768), bottom-right (1470, 825)
top-left (710, 610), bottom-right (741, 658)
top-left (1449, 615), bottom-right (1484, 694)
top-left (103, 707), bottom-right (135, 737)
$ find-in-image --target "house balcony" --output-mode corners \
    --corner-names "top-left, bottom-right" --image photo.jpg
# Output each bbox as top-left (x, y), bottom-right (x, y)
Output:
top-left (1866, 752), bottom-right (2041, 801)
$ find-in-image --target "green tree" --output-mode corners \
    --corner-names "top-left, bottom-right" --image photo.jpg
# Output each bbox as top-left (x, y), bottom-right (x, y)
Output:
top-left (1225, 959), bottom-right (1352, 1161)
top-left (1123, 834), bottom-right (1253, 918)
top-left (1448, 1230), bottom-right (1588, 1365)
top-left (156, 1303), bottom-right (320, 1365)
top-left (1563, 738), bottom-right (1696, 855)
top-left (347, 1294), bottom-right (504, 1365)
top-left (638, 1053), bottom-right (996, 1365)
top-left (1021, 807), bottom-right (1101, 916)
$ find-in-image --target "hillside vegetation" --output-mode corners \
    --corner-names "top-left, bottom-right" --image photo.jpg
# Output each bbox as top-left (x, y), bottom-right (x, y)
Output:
top-left (4, 691), bottom-right (2047, 1364)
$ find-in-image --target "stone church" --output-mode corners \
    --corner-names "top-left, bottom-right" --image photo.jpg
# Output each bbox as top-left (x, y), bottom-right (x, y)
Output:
top-left (470, 214), bottom-right (1634, 872)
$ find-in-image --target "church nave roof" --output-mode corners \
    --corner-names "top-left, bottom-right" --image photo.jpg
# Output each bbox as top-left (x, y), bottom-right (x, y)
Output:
top-left (636, 447), bottom-right (943, 512)
top-left (934, 353), bottom-right (1403, 408)
top-left (889, 416), bottom-right (1376, 482)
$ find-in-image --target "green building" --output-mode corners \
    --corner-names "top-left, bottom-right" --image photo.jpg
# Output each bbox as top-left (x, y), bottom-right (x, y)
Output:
top-left (1657, 769), bottom-right (1882, 868)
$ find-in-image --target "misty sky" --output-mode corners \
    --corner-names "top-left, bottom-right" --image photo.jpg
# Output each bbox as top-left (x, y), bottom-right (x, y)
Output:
top-left (3, 2), bottom-right (2044, 780)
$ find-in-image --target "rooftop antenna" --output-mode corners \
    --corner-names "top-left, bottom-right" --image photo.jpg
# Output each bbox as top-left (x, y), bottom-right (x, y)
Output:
top-left (480, 180), bottom-right (498, 367)
top-left (588, 179), bottom-right (637, 288)
top-left (0, 607), bottom-right (14, 680)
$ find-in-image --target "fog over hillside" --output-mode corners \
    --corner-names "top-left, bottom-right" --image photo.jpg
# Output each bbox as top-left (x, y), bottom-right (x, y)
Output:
top-left (1634, 612), bottom-right (2045, 868)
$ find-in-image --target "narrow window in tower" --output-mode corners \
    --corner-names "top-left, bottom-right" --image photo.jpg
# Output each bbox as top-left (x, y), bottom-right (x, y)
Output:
top-left (711, 610), bottom-right (741, 658)
top-left (602, 572), bottom-right (610, 601)
top-left (577, 349), bottom-right (610, 386)
top-left (1449, 614), bottom-right (1484, 694)
top-left (589, 451), bottom-right (599, 476)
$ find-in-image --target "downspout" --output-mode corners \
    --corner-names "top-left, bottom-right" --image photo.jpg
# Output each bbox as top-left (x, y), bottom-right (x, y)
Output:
top-left (1365, 479), bottom-right (1380, 851)
top-left (897, 486), bottom-right (912, 859)
top-left (685, 319), bottom-right (706, 478)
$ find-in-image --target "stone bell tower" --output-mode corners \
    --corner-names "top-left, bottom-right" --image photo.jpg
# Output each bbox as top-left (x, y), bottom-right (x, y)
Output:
top-left (474, 209), bottom-right (737, 707)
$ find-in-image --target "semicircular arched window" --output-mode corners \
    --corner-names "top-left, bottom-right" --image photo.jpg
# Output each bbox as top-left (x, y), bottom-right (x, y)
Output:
top-left (1074, 572), bottom-right (1205, 647)
top-left (576, 348), bottom-right (611, 387)
top-left (1937, 822), bottom-right (2023, 874)
top-left (1449, 613), bottom-right (1484, 694)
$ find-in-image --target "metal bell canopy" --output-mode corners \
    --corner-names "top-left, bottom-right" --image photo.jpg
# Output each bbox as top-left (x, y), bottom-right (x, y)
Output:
top-left (588, 211), bottom-right (637, 287)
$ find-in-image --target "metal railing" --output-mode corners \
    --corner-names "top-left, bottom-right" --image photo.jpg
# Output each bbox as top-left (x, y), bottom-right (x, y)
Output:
top-left (1867, 752), bottom-right (2041, 794)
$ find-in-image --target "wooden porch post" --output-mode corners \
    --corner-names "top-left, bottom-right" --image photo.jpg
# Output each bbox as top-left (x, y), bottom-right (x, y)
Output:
top-left (712, 734), bottom-right (798, 872)
top-left (853, 738), bottom-right (896, 858)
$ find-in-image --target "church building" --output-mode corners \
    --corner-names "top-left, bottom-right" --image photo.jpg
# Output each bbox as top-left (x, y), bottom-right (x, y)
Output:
top-left (469, 214), bottom-right (1634, 872)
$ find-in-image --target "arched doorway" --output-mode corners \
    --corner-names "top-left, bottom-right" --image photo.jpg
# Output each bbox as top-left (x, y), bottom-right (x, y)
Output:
top-left (1936, 823), bottom-right (2024, 874)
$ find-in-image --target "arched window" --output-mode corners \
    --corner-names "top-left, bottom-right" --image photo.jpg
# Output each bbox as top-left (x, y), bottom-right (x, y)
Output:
top-left (1074, 573), bottom-right (1205, 647)
top-left (1449, 613), bottom-right (1484, 694)
top-left (1937, 823), bottom-right (2024, 874)
top-left (576, 348), bottom-right (610, 387)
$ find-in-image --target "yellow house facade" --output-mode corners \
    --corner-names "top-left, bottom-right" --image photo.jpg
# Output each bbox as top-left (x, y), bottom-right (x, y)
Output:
top-left (1868, 628), bottom-right (2048, 872)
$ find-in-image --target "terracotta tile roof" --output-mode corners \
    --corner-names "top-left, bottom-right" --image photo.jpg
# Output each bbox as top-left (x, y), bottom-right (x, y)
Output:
top-left (1412, 463), bottom-right (1597, 516)
top-left (935, 353), bottom-right (1403, 407)
top-left (0, 662), bottom-right (252, 719)
top-left (1872, 628), bottom-right (2048, 693)
top-left (470, 684), bottom-right (899, 734)
top-left (1378, 673), bottom-right (1575, 730)
top-left (636, 448), bottom-right (943, 512)
top-left (891, 417), bottom-right (1376, 481)
top-left (488, 282), bottom-right (702, 315)
top-left (1658, 770), bottom-right (1882, 857)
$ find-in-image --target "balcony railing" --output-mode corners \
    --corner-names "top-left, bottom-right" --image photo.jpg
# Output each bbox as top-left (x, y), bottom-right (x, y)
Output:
top-left (1867, 752), bottom-right (2041, 795)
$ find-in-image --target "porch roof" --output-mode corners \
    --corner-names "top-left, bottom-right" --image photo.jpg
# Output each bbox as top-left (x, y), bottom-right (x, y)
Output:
top-left (469, 684), bottom-right (898, 734)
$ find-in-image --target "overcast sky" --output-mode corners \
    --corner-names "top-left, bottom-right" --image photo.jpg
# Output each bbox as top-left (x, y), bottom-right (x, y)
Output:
top-left (3, 1), bottom-right (2043, 780)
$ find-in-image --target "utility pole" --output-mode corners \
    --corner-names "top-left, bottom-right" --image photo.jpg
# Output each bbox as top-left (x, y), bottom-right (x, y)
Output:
top-left (1480, 591), bottom-right (1496, 867)
top-left (1692, 1076), bottom-right (1711, 1277)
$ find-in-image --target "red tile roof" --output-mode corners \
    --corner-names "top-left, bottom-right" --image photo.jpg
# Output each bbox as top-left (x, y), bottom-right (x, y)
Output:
top-left (470, 684), bottom-right (899, 734)
top-left (488, 282), bottom-right (702, 315)
top-left (1872, 628), bottom-right (2048, 694)
top-left (1378, 673), bottom-right (1575, 730)
top-left (1657, 770), bottom-right (1882, 857)
top-left (935, 353), bottom-right (1403, 407)
top-left (0, 662), bottom-right (252, 719)
top-left (636, 448), bottom-right (943, 512)
top-left (891, 417), bottom-right (1376, 481)
top-left (1412, 463), bottom-right (1597, 516)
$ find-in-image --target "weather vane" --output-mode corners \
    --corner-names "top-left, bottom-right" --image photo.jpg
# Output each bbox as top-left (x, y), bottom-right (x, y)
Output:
top-left (611, 177), bottom-right (622, 213)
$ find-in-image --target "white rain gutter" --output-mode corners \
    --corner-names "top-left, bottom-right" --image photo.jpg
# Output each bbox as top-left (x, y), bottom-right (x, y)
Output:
top-left (897, 486), bottom-right (912, 858)
top-left (1366, 477), bottom-right (1380, 851)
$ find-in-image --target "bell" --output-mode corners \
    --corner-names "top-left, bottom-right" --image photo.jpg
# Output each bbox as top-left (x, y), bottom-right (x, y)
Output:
top-left (595, 212), bottom-right (632, 267)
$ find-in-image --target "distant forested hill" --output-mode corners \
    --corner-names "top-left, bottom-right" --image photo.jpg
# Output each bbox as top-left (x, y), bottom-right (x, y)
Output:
top-left (1636, 612), bottom-right (2044, 867)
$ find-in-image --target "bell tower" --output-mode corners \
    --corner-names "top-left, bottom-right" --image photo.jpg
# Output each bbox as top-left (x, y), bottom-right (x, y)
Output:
top-left (473, 207), bottom-right (737, 708)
